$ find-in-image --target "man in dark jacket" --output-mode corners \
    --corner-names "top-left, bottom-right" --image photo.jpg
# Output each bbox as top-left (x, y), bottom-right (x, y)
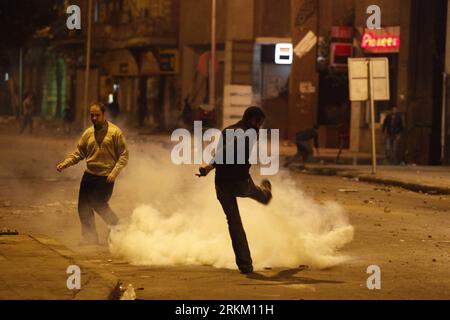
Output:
top-left (197, 106), bottom-right (273, 274)
top-left (382, 107), bottom-right (404, 165)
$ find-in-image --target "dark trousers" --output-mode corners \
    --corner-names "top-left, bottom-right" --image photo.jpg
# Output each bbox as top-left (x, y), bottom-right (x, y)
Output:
top-left (78, 172), bottom-right (119, 242)
top-left (385, 134), bottom-right (401, 165)
top-left (215, 178), bottom-right (272, 271)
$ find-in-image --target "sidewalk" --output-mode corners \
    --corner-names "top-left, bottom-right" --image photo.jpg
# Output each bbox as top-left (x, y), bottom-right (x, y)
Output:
top-left (0, 233), bottom-right (120, 300)
top-left (300, 164), bottom-right (450, 195)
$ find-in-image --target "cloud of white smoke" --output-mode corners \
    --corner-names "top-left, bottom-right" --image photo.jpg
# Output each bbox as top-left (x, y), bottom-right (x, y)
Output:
top-left (109, 142), bottom-right (354, 271)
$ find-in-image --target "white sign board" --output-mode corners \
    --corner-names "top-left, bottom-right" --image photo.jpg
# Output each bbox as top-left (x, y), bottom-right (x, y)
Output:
top-left (275, 43), bottom-right (293, 65)
top-left (294, 31), bottom-right (317, 60)
top-left (348, 57), bottom-right (390, 101)
top-left (222, 85), bottom-right (253, 129)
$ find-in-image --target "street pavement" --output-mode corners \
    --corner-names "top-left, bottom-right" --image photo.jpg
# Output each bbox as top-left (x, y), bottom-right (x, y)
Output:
top-left (302, 164), bottom-right (450, 195)
top-left (0, 234), bottom-right (119, 300)
top-left (1, 132), bottom-right (450, 299)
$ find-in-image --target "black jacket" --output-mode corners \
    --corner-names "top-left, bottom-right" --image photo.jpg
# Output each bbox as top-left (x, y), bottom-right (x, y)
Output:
top-left (382, 113), bottom-right (404, 136)
top-left (211, 120), bottom-right (258, 183)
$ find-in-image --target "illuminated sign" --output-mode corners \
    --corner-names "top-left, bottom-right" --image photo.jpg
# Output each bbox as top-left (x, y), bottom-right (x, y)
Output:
top-left (330, 43), bottom-right (353, 69)
top-left (362, 33), bottom-right (400, 49)
top-left (361, 27), bottom-right (400, 53)
top-left (275, 43), bottom-right (293, 65)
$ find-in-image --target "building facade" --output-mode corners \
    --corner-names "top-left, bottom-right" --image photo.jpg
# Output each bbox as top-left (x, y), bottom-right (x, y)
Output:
top-left (291, 0), bottom-right (449, 165)
top-left (5, 0), bottom-right (181, 131)
top-left (69, 0), bottom-right (181, 130)
top-left (179, 0), bottom-right (292, 135)
top-left (9, 0), bottom-right (450, 166)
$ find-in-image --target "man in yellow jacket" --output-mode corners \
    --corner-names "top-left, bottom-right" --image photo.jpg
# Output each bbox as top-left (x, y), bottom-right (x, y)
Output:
top-left (57, 102), bottom-right (129, 245)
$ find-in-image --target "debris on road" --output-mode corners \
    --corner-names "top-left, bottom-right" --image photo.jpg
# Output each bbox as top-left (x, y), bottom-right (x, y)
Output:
top-left (0, 228), bottom-right (19, 235)
top-left (339, 189), bottom-right (359, 193)
top-left (2, 201), bottom-right (11, 207)
top-left (120, 283), bottom-right (137, 300)
top-left (46, 202), bottom-right (62, 207)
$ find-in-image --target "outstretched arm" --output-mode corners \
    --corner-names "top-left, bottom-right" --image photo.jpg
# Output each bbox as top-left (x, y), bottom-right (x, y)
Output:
top-left (57, 136), bottom-right (87, 172)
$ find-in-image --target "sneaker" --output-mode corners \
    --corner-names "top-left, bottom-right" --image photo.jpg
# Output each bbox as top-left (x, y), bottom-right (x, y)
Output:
top-left (260, 179), bottom-right (273, 204)
top-left (239, 266), bottom-right (254, 274)
top-left (261, 179), bottom-right (272, 192)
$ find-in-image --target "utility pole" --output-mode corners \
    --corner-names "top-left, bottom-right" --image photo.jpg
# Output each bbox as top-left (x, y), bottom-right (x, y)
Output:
top-left (368, 59), bottom-right (377, 174)
top-left (210, 0), bottom-right (216, 109)
top-left (83, 0), bottom-right (93, 128)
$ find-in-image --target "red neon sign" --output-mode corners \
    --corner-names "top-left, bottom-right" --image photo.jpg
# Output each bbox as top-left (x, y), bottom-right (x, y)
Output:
top-left (361, 32), bottom-right (400, 51)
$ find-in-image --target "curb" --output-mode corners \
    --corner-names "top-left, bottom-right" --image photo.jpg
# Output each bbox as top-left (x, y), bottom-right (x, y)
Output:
top-left (301, 166), bottom-right (450, 195)
top-left (30, 235), bottom-right (121, 300)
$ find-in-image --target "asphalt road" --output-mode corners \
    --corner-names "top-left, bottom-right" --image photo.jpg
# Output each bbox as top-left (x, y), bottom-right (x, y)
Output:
top-left (1, 134), bottom-right (450, 299)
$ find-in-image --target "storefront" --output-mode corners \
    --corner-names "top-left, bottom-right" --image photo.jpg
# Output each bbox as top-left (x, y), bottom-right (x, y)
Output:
top-left (353, 26), bottom-right (401, 154)
top-left (97, 48), bottom-right (180, 130)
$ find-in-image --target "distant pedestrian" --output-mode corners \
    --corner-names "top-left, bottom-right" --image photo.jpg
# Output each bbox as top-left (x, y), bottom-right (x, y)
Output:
top-left (181, 97), bottom-right (193, 130)
top-left (19, 93), bottom-right (34, 134)
top-left (56, 102), bottom-right (129, 245)
top-left (284, 125), bottom-right (320, 167)
top-left (63, 103), bottom-right (75, 135)
top-left (382, 107), bottom-right (404, 165)
top-left (336, 102), bottom-right (350, 163)
top-left (108, 99), bottom-right (120, 123)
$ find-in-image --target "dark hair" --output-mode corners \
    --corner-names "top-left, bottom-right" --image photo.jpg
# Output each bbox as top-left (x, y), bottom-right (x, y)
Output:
top-left (90, 102), bottom-right (106, 113)
top-left (243, 106), bottom-right (265, 123)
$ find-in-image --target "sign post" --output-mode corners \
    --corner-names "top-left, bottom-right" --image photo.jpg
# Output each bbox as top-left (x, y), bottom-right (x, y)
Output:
top-left (349, 57), bottom-right (390, 174)
top-left (368, 60), bottom-right (377, 174)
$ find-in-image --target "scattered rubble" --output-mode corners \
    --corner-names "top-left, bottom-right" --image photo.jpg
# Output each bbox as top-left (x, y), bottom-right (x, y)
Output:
top-left (0, 228), bottom-right (19, 235)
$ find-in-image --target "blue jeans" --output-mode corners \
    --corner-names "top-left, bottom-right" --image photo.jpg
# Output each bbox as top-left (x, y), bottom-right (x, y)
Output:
top-left (385, 135), bottom-right (401, 165)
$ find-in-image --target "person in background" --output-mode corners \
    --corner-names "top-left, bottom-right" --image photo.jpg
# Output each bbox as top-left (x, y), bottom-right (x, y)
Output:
top-left (56, 102), bottom-right (129, 245)
top-left (19, 93), bottom-right (34, 135)
top-left (284, 125), bottom-right (320, 167)
top-left (63, 103), bottom-right (75, 135)
top-left (382, 106), bottom-right (404, 165)
top-left (108, 95), bottom-right (120, 123)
